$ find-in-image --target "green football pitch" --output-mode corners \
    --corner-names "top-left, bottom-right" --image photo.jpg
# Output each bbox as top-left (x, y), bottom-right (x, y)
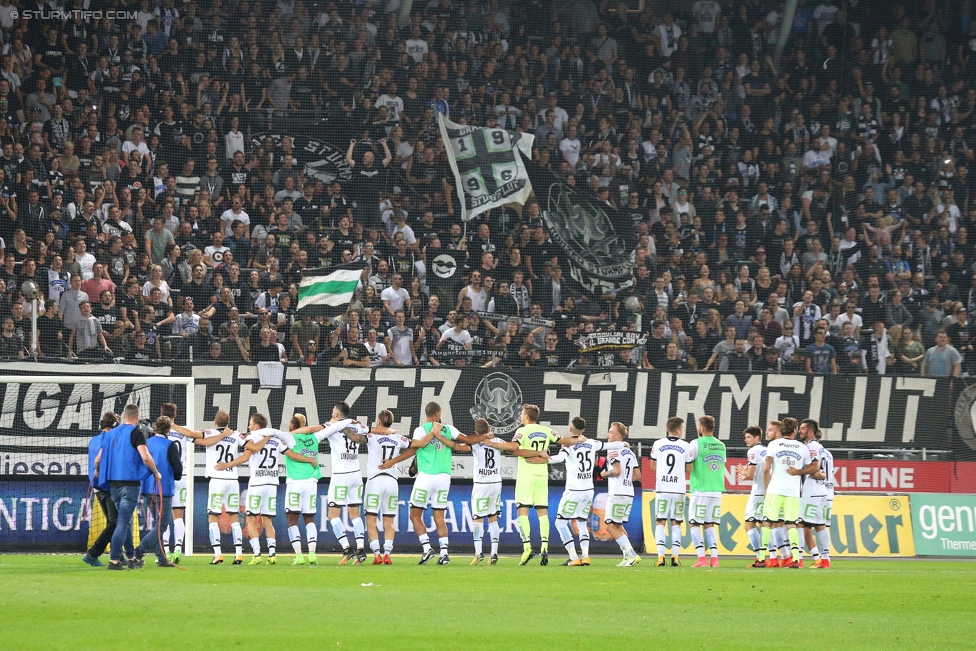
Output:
top-left (2, 555), bottom-right (975, 650)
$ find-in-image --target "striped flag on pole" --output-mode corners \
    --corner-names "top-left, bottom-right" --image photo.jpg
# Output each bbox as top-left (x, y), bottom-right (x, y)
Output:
top-left (297, 263), bottom-right (364, 317)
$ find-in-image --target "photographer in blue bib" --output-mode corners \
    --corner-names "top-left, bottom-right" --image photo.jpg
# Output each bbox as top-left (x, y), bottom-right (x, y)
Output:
top-left (133, 416), bottom-right (183, 568)
top-left (92, 404), bottom-right (163, 571)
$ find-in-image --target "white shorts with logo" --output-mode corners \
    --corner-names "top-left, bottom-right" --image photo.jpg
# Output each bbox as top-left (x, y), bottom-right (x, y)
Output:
top-left (246, 484), bottom-right (278, 516)
top-left (328, 471), bottom-right (364, 507)
top-left (285, 478), bottom-right (318, 514)
top-left (689, 493), bottom-right (722, 525)
top-left (653, 492), bottom-right (686, 522)
top-left (556, 488), bottom-right (594, 521)
top-left (409, 472), bottom-right (450, 510)
top-left (172, 477), bottom-right (188, 508)
top-left (745, 494), bottom-right (765, 522)
top-left (604, 494), bottom-right (634, 524)
top-left (799, 495), bottom-right (830, 526)
top-left (471, 482), bottom-right (502, 519)
top-left (207, 478), bottom-right (240, 515)
top-left (364, 474), bottom-right (399, 517)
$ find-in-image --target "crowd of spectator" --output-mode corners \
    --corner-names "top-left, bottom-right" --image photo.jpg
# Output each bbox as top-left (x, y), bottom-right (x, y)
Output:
top-left (0, 0), bottom-right (973, 377)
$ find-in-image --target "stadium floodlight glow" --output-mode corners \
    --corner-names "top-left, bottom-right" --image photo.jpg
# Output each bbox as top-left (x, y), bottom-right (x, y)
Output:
top-left (0, 375), bottom-right (197, 555)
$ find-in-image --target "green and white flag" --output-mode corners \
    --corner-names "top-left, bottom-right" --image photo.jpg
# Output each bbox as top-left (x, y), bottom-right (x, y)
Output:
top-left (297, 263), bottom-right (364, 317)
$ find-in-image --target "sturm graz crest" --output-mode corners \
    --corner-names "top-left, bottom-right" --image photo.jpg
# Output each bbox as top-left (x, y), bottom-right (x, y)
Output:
top-left (469, 372), bottom-right (523, 436)
top-left (251, 133), bottom-right (353, 185)
top-left (543, 181), bottom-right (634, 294)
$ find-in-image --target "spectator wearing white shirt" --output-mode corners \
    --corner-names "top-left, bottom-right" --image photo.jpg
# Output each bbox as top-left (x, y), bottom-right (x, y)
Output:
top-left (219, 195), bottom-right (250, 238)
top-left (203, 231), bottom-right (230, 268)
top-left (559, 124), bottom-right (582, 169)
top-left (380, 273), bottom-right (410, 323)
top-left (364, 328), bottom-right (389, 367)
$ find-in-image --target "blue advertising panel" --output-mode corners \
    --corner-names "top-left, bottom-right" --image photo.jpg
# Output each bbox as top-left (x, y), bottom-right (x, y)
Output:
top-left (193, 480), bottom-right (643, 555)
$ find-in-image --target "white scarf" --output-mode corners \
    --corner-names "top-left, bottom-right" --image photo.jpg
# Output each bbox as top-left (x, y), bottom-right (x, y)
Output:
top-left (869, 330), bottom-right (890, 374)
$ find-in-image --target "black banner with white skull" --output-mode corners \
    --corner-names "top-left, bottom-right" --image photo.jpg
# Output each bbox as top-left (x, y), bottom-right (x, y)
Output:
top-left (250, 132), bottom-right (353, 185)
top-left (0, 364), bottom-right (958, 477)
top-left (527, 163), bottom-right (636, 296)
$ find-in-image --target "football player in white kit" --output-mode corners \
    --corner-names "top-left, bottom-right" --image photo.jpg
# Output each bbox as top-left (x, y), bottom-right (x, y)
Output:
top-left (213, 413), bottom-right (317, 565)
top-left (763, 417), bottom-right (819, 568)
top-left (467, 418), bottom-right (508, 566)
top-left (291, 401), bottom-right (370, 565)
top-left (599, 422), bottom-right (641, 566)
top-left (160, 402), bottom-right (200, 564)
top-left (797, 418), bottom-right (834, 569)
top-left (735, 425), bottom-right (768, 567)
top-left (546, 416), bottom-right (627, 566)
top-left (762, 421), bottom-right (786, 566)
top-left (649, 416), bottom-right (693, 567)
top-left (364, 409), bottom-right (411, 565)
top-left (171, 411), bottom-right (246, 564)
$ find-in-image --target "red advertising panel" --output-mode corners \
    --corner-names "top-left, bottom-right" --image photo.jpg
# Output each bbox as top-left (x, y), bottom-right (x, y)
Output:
top-left (641, 458), bottom-right (965, 493)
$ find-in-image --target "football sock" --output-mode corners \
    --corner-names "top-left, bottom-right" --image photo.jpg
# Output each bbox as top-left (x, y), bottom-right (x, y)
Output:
top-left (539, 515), bottom-right (550, 552)
top-left (209, 522), bottom-right (221, 557)
top-left (579, 529), bottom-right (591, 558)
top-left (384, 538), bottom-right (394, 554)
top-left (517, 514), bottom-right (531, 549)
top-left (615, 534), bottom-right (634, 556)
top-left (777, 528), bottom-right (791, 557)
top-left (329, 518), bottom-right (349, 550)
top-left (267, 538), bottom-right (276, 556)
top-left (249, 537), bottom-right (260, 555)
top-left (655, 524), bottom-right (667, 556)
top-left (705, 527), bottom-right (718, 558)
top-left (788, 528), bottom-right (801, 561)
top-left (671, 524), bottom-right (682, 557)
top-left (748, 528), bottom-right (762, 557)
top-left (370, 539), bottom-right (381, 554)
top-left (818, 528), bottom-right (831, 560)
top-left (439, 536), bottom-right (449, 556)
top-left (555, 518), bottom-right (573, 544)
top-left (472, 521), bottom-right (484, 556)
top-left (759, 526), bottom-right (771, 561)
top-left (173, 518), bottom-right (185, 554)
top-left (231, 522), bottom-right (243, 557)
top-left (488, 520), bottom-right (500, 555)
top-left (352, 517), bottom-right (365, 551)
top-left (288, 525), bottom-right (302, 554)
top-left (419, 533), bottom-right (431, 555)
top-left (305, 522), bottom-right (317, 554)
top-left (691, 526), bottom-right (705, 558)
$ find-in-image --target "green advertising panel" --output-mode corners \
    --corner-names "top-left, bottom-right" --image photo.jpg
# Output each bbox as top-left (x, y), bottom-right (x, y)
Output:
top-left (911, 494), bottom-right (976, 556)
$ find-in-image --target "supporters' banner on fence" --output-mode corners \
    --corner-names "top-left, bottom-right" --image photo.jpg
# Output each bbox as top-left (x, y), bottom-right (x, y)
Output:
top-left (0, 480), bottom-right (92, 551)
top-left (527, 163), bottom-right (635, 295)
top-left (641, 493), bottom-right (915, 557)
top-left (476, 312), bottom-right (554, 328)
top-left (910, 494), bottom-right (976, 556)
top-left (188, 366), bottom-right (951, 449)
top-left (0, 380), bottom-right (177, 476)
top-left (438, 114), bottom-right (534, 223)
top-left (0, 368), bottom-right (955, 475)
top-left (576, 331), bottom-right (648, 353)
top-left (297, 263), bottom-right (365, 317)
top-left (193, 480), bottom-right (641, 555)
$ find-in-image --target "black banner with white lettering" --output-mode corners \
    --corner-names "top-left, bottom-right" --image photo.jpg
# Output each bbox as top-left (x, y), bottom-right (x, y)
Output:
top-left (189, 366), bottom-right (951, 448)
top-left (0, 365), bottom-right (958, 478)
